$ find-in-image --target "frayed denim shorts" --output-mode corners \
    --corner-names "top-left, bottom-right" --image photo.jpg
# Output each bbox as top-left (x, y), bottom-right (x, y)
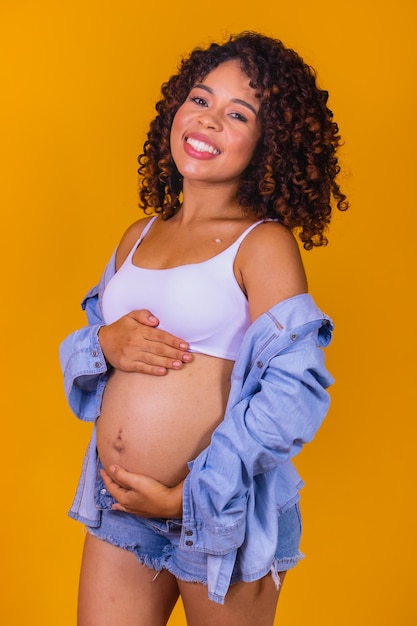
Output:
top-left (86, 498), bottom-right (303, 587)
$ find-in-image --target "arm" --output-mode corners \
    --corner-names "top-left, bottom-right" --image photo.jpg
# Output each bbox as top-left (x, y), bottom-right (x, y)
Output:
top-left (59, 227), bottom-right (193, 420)
top-left (186, 323), bottom-right (332, 498)
top-left (59, 303), bottom-right (192, 421)
top-left (182, 313), bottom-right (333, 549)
top-left (59, 268), bottom-right (112, 421)
top-left (181, 223), bottom-right (331, 544)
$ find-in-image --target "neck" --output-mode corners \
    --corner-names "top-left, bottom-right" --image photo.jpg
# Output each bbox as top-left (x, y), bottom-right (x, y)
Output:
top-left (178, 179), bottom-right (242, 224)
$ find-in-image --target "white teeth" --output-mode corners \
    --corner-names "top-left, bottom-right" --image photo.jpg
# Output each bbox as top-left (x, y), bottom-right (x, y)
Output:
top-left (186, 137), bottom-right (220, 154)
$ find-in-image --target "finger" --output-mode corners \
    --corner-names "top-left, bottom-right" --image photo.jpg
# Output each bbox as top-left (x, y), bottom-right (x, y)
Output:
top-left (131, 318), bottom-right (190, 352)
top-left (133, 349), bottom-right (192, 368)
top-left (122, 347), bottom-right (192, 375)
top-left (107, 464), bottom-right (140, 490)
top-left (128, 310), bottom-right (160, 327)
top-left (111, 503), bottom-right (128, 512)
top-left (100, 467), bottom-right (131, 494)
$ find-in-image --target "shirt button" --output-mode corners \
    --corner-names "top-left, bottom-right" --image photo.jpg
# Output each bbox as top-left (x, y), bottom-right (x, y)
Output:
top-left (290, 333), bottom-right (297, 341)
top-left (256, 361), bottom-right (263, 368)
top-left (185, 540), bottom-right (194, 546)
top-left (94, 361), bottom-right (102, 368)
top-left (100, 488), bottom-right (107, 495)
top-left (185, 530), bottom-right (193, 536)
top-left (92, 350), bottom-right (98, 357)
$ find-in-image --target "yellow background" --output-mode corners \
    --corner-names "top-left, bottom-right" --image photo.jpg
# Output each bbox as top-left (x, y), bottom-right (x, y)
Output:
top-left (1, 1), bottom-right (415, 624)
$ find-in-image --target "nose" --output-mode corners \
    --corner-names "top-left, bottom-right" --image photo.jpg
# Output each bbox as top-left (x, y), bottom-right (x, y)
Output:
top-left (198, 111), bottom-right (221, 131)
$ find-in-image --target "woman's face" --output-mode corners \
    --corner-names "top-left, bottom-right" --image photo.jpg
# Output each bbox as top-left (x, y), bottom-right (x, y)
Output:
top-left (170, 59), bottom-right (261, 187)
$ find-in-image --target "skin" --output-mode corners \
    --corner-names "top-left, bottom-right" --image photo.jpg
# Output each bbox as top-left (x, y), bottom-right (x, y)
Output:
top-left (78, 60), bottom-right (307, 626)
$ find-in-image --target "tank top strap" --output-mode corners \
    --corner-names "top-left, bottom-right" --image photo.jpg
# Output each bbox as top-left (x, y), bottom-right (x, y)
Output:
top-left (235, 219), bottom-right (272, 246)
top-left (138, 215), bottom-right (158, 242)
top-left (125, 215), bottom-right (158, 262)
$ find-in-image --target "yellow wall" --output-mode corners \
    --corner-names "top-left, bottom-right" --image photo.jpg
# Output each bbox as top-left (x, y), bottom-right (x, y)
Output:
top-left (1, 1), bottom-right (415, 624)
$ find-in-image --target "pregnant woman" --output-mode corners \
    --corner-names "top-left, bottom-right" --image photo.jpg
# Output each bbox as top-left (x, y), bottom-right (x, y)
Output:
top-left (60, 31), bottom-right (347, 626)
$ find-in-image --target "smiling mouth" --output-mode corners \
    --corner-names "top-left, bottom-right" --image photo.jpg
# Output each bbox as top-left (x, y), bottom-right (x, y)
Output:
top-left (185, 137), bottom-right (220, 155)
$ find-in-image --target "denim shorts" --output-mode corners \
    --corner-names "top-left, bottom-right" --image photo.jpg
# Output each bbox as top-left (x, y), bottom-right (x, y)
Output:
top-left (86, 500), bottom-right (303, 587)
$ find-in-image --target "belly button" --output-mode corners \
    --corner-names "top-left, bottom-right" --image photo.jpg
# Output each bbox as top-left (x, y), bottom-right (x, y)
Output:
top-left (113, 428), bottom-right (124, 453)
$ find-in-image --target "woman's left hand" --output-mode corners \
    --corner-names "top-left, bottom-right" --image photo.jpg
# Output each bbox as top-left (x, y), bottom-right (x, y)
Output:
top-left (100, 465), bottom-right (184, 518)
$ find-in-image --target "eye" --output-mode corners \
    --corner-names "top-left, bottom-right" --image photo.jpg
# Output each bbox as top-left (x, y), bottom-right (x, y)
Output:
top-left (229, 111), bottom-right (248, 123)
top-left (190, 96), bottom-right (208, 107)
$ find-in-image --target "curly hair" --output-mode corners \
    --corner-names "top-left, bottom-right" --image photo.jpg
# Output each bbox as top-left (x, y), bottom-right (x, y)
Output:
top-left (138, 31), bottom-right (348, 249)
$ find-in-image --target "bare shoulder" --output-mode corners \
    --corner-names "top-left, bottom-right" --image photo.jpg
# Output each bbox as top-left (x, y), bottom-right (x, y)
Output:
top-left (115, 216), bottom-right (154, 270)
top-left (238, 221), bottom-right (305, 271)
top-left (245, 220), bottom-right (300, 249)
top-left (237, 221), bottom-right (309, 321)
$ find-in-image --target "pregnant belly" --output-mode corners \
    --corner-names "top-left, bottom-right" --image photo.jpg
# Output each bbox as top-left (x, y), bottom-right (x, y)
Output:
top-left (96, 353), bottom-right (233, 487)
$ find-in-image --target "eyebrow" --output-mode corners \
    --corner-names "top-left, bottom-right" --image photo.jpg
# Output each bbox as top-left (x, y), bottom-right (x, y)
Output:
top-left (193, 83), bottom-right (258, 117)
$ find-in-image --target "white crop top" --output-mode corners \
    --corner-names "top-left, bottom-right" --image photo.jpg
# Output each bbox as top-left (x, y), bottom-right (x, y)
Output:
top-left (102, 216), bottom-right (266, 361)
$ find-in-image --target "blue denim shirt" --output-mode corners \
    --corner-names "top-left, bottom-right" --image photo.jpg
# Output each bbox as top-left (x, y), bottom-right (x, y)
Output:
top-left (59, 249), bottom-right (334, 604)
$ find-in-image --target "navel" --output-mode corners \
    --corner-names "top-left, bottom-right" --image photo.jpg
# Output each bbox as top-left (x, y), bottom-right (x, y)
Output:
top-left (112, 428), bottom-right (125, 453)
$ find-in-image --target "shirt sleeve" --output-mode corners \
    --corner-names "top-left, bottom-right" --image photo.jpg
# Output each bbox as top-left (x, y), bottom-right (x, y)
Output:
top-left (182, 323), bottom-right (333, 550)
top-left (59, 251), bottom-right (116, 421)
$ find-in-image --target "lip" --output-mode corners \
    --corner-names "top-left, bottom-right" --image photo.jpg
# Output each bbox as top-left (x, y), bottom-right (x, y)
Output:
top-left (183, 132), bottom-right (221, 160)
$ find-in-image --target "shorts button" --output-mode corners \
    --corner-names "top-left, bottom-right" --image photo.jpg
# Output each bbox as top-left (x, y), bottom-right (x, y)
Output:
top-left (256, 361), bottom-right (263, 368)
top-left (290, 333), bottom-right (297, 341)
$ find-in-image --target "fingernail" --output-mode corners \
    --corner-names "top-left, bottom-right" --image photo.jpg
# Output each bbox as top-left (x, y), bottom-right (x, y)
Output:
top-left (172, 360), bottom-right (182, 369)
top-left (179, 342), bottom-right (188, 350)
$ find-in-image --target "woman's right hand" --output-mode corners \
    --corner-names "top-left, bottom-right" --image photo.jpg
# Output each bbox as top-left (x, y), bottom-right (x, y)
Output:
top-left (98, 310), bottom-right (192, 375)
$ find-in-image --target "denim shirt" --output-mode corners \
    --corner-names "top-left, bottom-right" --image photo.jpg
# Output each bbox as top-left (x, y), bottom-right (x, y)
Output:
top-left (59, 249), bottom-right (334, 604)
